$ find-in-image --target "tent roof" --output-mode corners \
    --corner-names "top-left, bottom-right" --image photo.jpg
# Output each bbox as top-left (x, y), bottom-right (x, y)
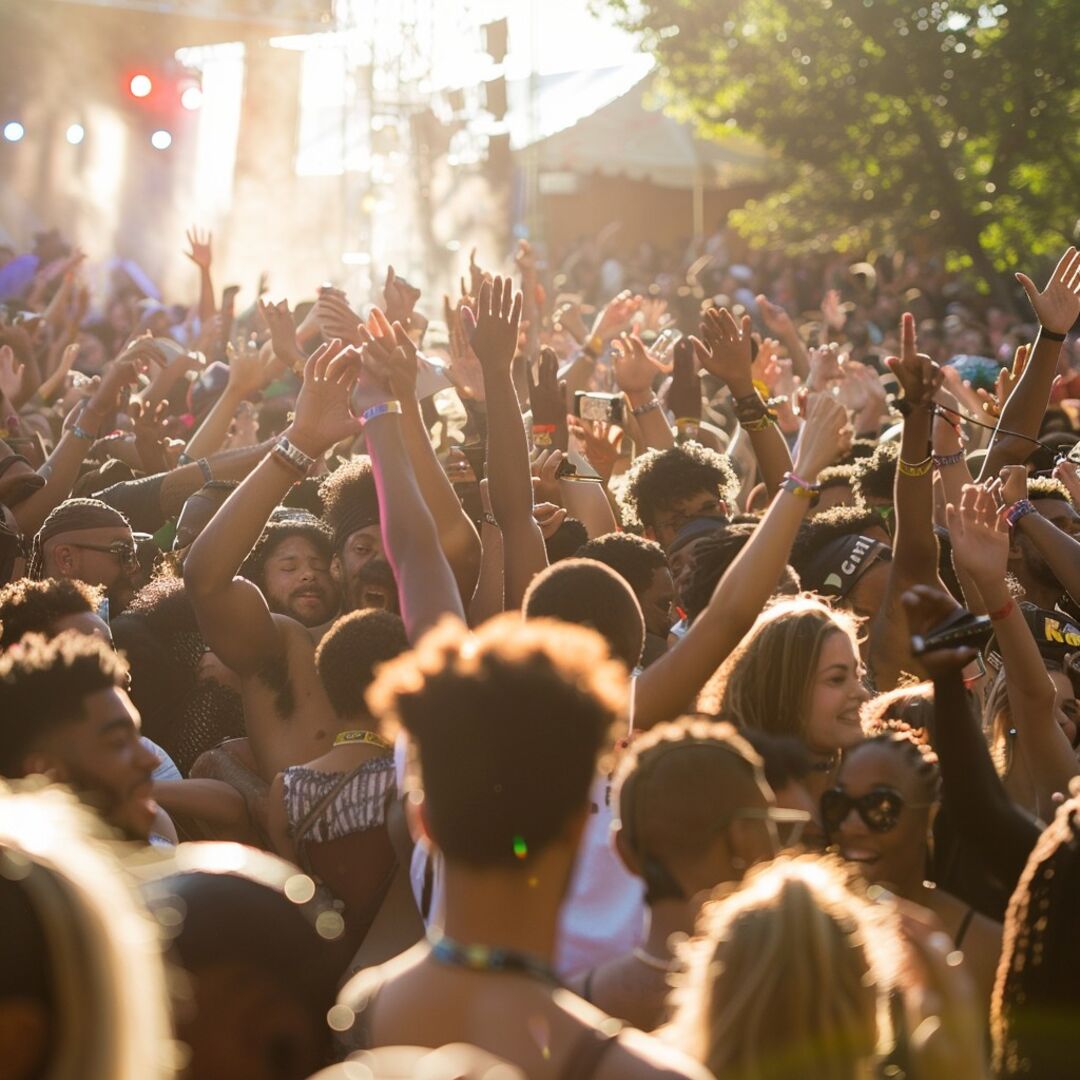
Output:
top-left (508, 64), bottom-right (770, 190)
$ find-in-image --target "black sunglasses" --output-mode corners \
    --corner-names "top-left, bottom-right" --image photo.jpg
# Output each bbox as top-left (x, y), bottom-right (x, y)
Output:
top-left (821, 786), bottom-right (931, 837)
top-left (69, 541), bottom-right (140, 570)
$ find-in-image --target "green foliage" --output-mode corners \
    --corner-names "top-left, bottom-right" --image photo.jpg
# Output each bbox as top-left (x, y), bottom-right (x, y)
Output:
top-left (600, 0), bottom-right (1080, 298)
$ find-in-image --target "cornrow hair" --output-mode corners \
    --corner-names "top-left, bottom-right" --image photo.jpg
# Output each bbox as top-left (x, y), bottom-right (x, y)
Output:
top-left (28, 499), bottom-right (131, 580)
top-left (858, 729), bottom-right (940, 802)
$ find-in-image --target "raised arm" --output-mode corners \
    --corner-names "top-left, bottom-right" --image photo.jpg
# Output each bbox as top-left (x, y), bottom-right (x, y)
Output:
top-left (978, 247), bottom-right (1080, 479)
top-left (357, 308), bottom-right (480, 612)
top-left (756, 293), bottom-right (811, 382)
top-left (949, 481), bottom-right (1077, 802)
top-left (635, 394), bottom-right (851, 729)
top-left (870, 314), bottom-right (946, 689)
top-left (184, 227), bottom-right (217, 324)
top-left (903, 585), bottom-right (1039, 890)
top-left (692, 307), bottom-right (792, 496)
top-left (1002, 464), bottom-right (1080, 609)
top-left (183, 339), bottom-right (274, 461)
top-left (612, 334), bottom-right (675, 452)
top-left (465, 276), bottom-right (545, 609)
top-left (184, 341), bottom-right (353, 676)
top-left (11, 348), bottom-right (148, 535)
top-left (355, 340), bottom-right (465, 641)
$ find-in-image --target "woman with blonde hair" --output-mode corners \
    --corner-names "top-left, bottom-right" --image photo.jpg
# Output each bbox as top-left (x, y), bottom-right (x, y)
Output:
top-left (665, 854), bottom-right (987, 1080)
top-left (701, 596), bottom-right (869, 799)
top-left (665, 855), bottom-right (892, 1080)
top-left (0, 781), bottom-right (174, 1080)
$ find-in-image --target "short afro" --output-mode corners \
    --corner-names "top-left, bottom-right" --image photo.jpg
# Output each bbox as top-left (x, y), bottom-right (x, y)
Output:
top-left (619, 444), bottom-right (739, 531)
top-left (575, 533), bottom-right (667, 598)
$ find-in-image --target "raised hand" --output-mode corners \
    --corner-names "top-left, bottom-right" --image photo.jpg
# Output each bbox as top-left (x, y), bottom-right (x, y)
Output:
top-left (1016, 246), bottom-right (1080, 335)
top-left (977, 343), bottom-right (1029, 418)
top-left (357, 306), bottom-right (418, 402)
top-left (533, 500), bottom-right (568, 540)
top-left (526, 347), bottom-right (568, 450)
top-left (640, 296), bottom-right (671, 333)
top-left (792, 392), bottom-right (852, 482)
top-left (997, 464), bottom-right (1028, 508)
top-left (130, 398), bottom-right (172, 473)
top-left (569, 416), bottom-right (622, 483)
top-left (806, 342), bottom-right (844, 392)
top-left (286, 340), bottom-right (364, 456)
top-left (885, 312), bottom-right (942, 408)
top-left (383, 265), bottom-right (422, 330)
top-left (591, 290), bottom-right (641, 342)
top-left (821, 287), bottom-right (847, 331)
top-left (664, 337), bottom-right (702, 421)
top-left (901, 585), bottom-right (973, 677)
top-left (1052, 459), bottom-right (1080, 505)
top-left (443, 296), bottom-right (485, 401)
top-left (530, 448), bottom-right (564, 505)
top-left (257, 298), bottom-right (305, 375)
top-left (612, 332), bottom-right (672, 395)
top-left (314, 290), bottom-right (363, 347)
top-left (462, 275), bottom-right (523, 374)
top-left (225, 338), bottom-right (271, 398)
top-left (0, 344), bottom-right (24, 404)
top-left (756, 294), bottom-right (798, 339)
top-left (946, 482), bottom-right (1009, 588)
top-left (552, 298), bottom-right (588, 344)
top-left (691, 306), bottom-right (754, 394)
top-left (184, 227), bottom-right (213, 270)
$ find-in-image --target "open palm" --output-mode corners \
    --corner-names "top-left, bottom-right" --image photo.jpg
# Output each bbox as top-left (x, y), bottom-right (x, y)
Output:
top-left (1017, 246), bottom-right (1080, 335)
top-left (946, 483), bottom-right (1009, 587)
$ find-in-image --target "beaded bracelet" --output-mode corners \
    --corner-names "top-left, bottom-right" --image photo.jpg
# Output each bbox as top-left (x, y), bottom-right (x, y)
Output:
top-left (1004, 499), bottom-right (1037, 528)
top-left (630, 397), bottom-right (662, 418)
top-left (781, 471), bottom-right (820, 498)
top-left (897, 455), bottom-right (933, 478)
top-left (71, 424), bottom-right (96, 442)
top-left (932, 450), bottom-right (965, 469)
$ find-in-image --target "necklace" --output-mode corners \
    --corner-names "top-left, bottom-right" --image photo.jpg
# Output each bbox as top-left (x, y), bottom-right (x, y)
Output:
top-left (632, 947), bottom-right (679, 973)
top-left (333, 729), bottom-right (392, 751)
top-left (427, 929), bottom-right (561, 986)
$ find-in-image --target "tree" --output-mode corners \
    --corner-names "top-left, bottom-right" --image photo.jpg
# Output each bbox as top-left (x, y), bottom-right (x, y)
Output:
top-left (600, 0), bottom-right (1079, 306)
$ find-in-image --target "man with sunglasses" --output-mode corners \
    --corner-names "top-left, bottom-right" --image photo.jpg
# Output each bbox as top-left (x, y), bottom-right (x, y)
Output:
top-left (29, 498), bottom-right (140, 615)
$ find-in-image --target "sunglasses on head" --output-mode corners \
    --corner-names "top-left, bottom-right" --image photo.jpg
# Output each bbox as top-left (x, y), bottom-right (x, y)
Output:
top-left (821, 786), bottom-right (931, 837)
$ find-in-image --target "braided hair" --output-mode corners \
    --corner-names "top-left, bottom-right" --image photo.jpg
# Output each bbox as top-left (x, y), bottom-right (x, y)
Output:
top-left (28, 500), bottom-right (130, 580)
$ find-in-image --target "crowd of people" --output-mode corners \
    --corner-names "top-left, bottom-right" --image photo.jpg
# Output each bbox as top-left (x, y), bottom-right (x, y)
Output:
top-left (1, 212), bottom-right (1080, 1080)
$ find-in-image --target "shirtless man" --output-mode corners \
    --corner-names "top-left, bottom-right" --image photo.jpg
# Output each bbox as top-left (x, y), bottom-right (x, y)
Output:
top-left (184, 340), bottom-right (360, 783)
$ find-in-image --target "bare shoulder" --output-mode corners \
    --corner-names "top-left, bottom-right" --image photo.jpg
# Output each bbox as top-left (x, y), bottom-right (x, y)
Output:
top-left (553, 992), bottom-right (711, 1079)
top-left (602, 1027), bottom-right (713, 1080)
top-left (338, 941), bottom-right (427, 1009)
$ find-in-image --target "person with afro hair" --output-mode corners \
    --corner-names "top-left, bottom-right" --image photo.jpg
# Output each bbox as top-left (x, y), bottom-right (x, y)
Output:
top-left (619, 444), bottom-right (739, 550)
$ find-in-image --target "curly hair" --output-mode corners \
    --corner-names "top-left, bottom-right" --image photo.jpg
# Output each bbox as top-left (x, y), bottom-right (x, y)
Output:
top-left (789, 506), bottom-right (892, 580)
top-left (575, 532), bottom-right (668, 597)
top-left (239, 517), bottom-right (334, 591)
top-left (316, 609), bottom-right (409, 719)
top-left (619, 444), bottom-right (739, 531)
top-left (1028, 476), bottom-right (1072, 506)
top-left (0, 632), bottom-right (128, 775)
top-left (0, 577), bottom-right (104, 649)
top-left (852, 442), bottom-right (898, 506)
top-left (318, 458), bottom-right (378, 550)
top-left (367, 613), bottom-right (627, 867)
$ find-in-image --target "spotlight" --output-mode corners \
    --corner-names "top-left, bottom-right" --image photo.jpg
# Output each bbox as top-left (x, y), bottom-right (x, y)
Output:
top-left (66, 124), bottom-right (85, 145)
top-left (150, 129), bottom-right (172, 150)
top-left (3, 122), bottom-right (25, 142)
top-left (129, 74), bottom-right (153, 98)
top-left (180, 85), bottom-right (203, 111)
